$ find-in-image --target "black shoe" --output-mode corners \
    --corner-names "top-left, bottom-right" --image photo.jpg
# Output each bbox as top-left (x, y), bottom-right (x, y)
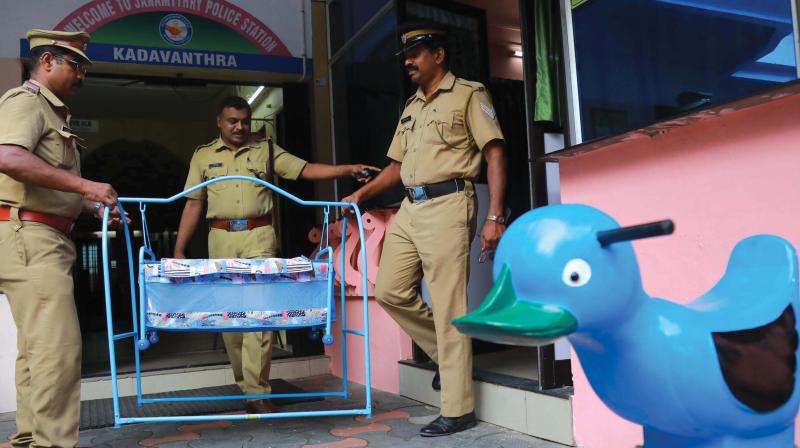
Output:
top-left (420, 411), bottom-right (477, 437)
top-left (431, 370), bottom-right (441, 391)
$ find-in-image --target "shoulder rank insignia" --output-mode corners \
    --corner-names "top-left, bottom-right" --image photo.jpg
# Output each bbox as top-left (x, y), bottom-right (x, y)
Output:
top-left (22, 80), bottom-right (39, 94)
top-left (480, 102), bottom-right (496, 119)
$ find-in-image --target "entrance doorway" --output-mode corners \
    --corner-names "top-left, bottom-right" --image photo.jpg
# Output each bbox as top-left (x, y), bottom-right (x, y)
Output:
top-left (69, 75), bottom-right (323, 377)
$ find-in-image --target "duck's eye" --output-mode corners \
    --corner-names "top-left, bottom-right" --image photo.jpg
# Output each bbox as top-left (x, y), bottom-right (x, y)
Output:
top-left (562, 258), bottom-right (591, 287)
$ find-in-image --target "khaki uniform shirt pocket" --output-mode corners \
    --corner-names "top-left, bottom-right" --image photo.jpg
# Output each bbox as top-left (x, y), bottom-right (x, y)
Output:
top-left (423, 114), bottom-right (442, 146)
top-left (425, 111), bottom-right (470, 150)
top-left (204, 166), bottom-right (229, 191)
top-left (399, 117), bottom-right (416, 153)
top-left (444, 110), bottom-right (470, 149)
top-left (245, 157), bottom-right (269, 187)
top-left (54, 128), bottom-right (79, 170)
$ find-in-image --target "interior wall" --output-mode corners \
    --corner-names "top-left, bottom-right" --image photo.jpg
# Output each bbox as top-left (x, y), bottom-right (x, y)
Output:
top-left (458, 0), bottom-right (523, 80)
top-left (80, 118), bottom-right (217, 165)
top-left (0, 57), bottom-right (20, 412)
top-left (0, 58), bottom-right (20, 91)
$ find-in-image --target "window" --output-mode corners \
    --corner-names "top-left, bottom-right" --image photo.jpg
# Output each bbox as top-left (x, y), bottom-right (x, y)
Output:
top-left (570, 0), bottom-right (798, 141)
top-left (330, 8), bottom-right (405, 206)
top-left (328, 0), bottom-right (393, 54)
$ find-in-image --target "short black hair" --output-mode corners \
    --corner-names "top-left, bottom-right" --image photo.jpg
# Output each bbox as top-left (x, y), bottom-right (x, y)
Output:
top-left (217, 95), bottom-right (251, 116)
top-left (25, 45), bottom-right (71, 73)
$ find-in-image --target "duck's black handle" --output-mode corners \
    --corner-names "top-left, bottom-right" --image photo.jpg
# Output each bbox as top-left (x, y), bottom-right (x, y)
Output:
top-left (597, 219), bottom-right (674, 247)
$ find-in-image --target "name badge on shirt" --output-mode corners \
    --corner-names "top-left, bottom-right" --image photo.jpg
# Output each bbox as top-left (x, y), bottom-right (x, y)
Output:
top-left (208, 163), bottom-right (224, 168)
top-left (400, 116), bottom-right (412, 124)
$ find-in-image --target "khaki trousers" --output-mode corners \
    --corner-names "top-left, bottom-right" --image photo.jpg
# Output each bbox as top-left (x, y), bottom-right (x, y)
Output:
top-left (0, 216), bottom-right (81, 448)
top-left (208, 225), bottom-right (277, 398)
top-left (374, 187), bottom-right (477, 417)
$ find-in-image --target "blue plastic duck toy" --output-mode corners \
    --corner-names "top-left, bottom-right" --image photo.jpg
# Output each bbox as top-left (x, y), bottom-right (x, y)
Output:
top-left (454, 204), bottom-right (799, 448)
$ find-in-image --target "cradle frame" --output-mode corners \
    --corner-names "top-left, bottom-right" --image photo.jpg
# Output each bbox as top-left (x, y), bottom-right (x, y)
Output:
top-left (100, 176), bottom-right (372, 427)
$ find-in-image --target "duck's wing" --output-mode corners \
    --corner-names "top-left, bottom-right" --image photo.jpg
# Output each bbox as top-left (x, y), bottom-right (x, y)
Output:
top-left (689, 235), bottom-right (799, 412)
top-left (687, 235), bottom-right (798, 332)
top-left (713, 305), bottom-right (797, 412)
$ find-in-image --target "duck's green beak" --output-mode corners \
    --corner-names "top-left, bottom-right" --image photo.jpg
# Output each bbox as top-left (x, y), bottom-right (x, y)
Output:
top-left (452, 264), bottom-right (578, 347)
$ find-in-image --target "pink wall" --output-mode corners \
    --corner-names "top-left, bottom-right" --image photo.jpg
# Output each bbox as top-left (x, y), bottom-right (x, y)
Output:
top-left (559, 94), bottom-right (800, 447)
top-left (324, 297), bottom-right (413, 394)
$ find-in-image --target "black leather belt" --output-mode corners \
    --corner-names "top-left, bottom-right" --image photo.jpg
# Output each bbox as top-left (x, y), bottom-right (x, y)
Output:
top-left (405, 179), bottom-right (466, 203)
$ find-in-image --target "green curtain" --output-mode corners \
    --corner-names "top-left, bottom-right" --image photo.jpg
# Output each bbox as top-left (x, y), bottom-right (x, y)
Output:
top-left (533, 0), bottom-right (564, 125)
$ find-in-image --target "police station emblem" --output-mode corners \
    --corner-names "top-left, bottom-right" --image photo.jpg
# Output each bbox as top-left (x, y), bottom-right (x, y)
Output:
top-left (159, 13), bottom-right (193, 46)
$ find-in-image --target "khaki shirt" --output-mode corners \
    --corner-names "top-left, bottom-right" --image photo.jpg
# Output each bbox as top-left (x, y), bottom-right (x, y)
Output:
top-left (387, 71), bottom-right (504, 187)
top-left (184, 137), bottom-right (307, 219)
top-left (0, 81), bottom-right (83, 218)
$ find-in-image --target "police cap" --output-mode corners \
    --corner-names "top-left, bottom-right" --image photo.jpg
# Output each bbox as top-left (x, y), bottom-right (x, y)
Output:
top-left (26, 29), bottom-right (92, 64)
top-left (397, 20), bottom-right (447, 56)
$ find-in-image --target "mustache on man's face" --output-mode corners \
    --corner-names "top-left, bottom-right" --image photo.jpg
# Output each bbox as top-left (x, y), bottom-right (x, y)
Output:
top-left (405, 64), bottom-right (418, 73)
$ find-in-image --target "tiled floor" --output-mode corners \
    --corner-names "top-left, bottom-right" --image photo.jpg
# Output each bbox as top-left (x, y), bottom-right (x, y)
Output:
top-left (0, 375), bottom-right (569, 447)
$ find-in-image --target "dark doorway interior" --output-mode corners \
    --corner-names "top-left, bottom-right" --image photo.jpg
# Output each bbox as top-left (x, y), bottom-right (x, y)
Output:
top-left (71, 76), bottom-right (324, 377)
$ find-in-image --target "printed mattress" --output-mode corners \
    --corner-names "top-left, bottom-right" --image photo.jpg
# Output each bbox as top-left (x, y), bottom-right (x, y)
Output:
top-left (143, 257), bottom-right (332, 330)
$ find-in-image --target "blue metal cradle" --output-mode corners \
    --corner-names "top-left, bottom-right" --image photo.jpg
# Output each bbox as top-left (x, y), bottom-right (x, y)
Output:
top-left (100, 176), bottom-right (373, 427)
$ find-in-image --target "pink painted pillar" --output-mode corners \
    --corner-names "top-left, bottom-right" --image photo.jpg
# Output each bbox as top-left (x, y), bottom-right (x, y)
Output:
top-left (559, 94), bottom-right (800, 447)
top-left (325, 298), bottom-right (413, 394)
top-left (313, 209), bottom-right (414, 394)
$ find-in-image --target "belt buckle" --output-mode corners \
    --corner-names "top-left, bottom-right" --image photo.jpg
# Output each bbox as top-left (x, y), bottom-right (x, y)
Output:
top-left (228, 219), bottom-right (248, 232)
top-left (411, 186), bottom-right (428, 203)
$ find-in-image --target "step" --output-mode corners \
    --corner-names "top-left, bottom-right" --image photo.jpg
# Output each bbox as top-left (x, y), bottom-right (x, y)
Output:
top-left (81, 355), bottom-right (331, 400)
top-left (398, 360), bottom-right (574, 446)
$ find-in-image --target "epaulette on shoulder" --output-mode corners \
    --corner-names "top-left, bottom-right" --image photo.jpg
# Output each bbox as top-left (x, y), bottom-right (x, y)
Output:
top-left (404, 93), bottom-right (416, 107)
top-left (0, 87), bottom-right (37, 105)
top-left (455, 78), bottom-right (486, 92)
top-left (194, 140), bottom-right (216, 153)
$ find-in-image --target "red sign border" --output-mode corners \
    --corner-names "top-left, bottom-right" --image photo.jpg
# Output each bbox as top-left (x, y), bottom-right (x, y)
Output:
top-left (55, 0), bottom-right (292, 57)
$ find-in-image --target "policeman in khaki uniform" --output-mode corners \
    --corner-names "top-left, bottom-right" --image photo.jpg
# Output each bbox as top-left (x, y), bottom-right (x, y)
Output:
top-left (342, 22), bottom-right (508, 437)
top-left (174, 95), bottom-right (379, 414)
top-left (0, 30), bottom-right (122, 447)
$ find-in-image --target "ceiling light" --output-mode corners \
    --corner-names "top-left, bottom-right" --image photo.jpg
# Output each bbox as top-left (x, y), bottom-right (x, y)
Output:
top-left (247, 86), bottom-right (265, 104)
